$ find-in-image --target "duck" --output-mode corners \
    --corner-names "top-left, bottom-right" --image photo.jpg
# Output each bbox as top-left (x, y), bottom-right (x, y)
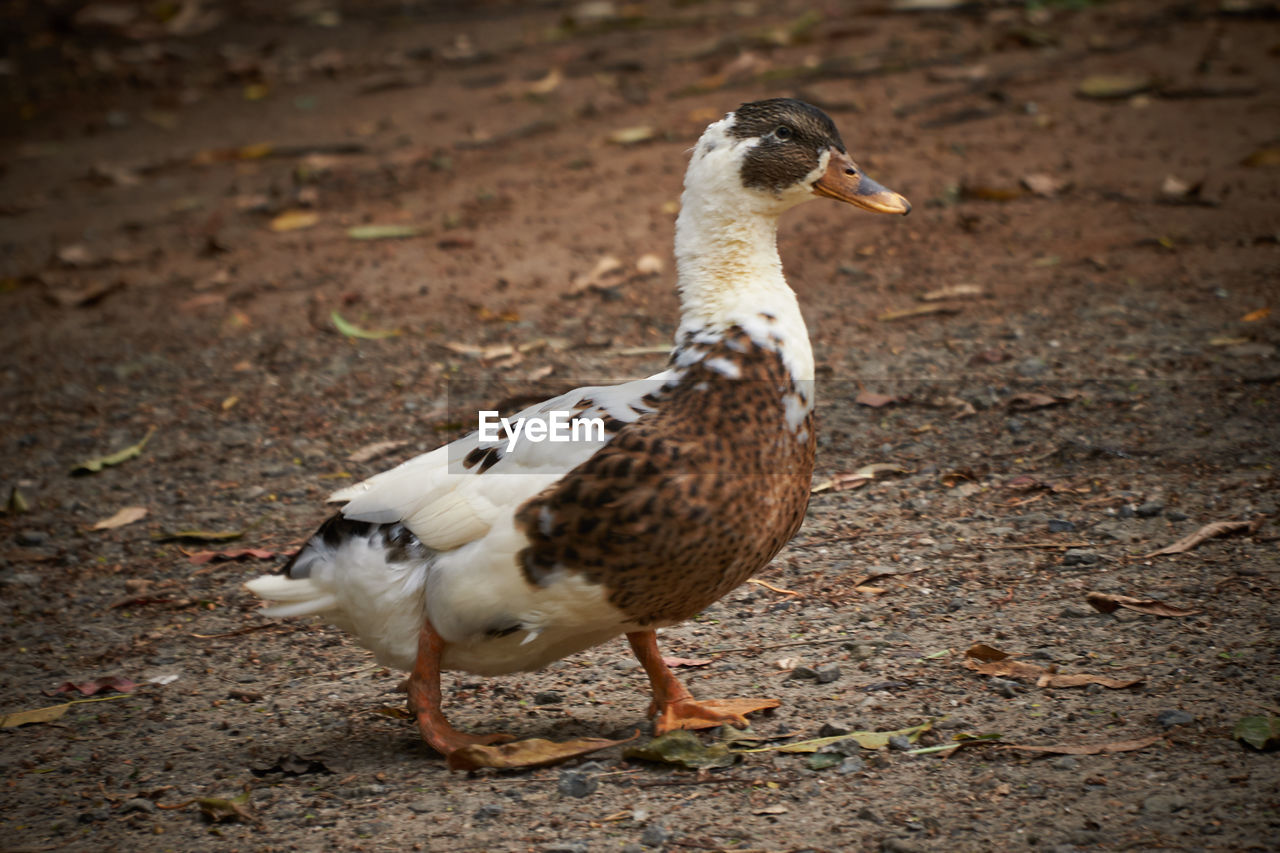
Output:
top-left (246, 98), bottom-right (909, 762)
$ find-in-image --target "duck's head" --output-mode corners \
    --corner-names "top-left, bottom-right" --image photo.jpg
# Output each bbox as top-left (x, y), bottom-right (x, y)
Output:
top-left (684, 98), bottom-right (910, 218)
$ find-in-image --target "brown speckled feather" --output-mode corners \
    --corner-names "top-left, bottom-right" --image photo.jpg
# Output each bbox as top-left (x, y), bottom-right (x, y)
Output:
top-left (514, 327), bottom-right (815, 625)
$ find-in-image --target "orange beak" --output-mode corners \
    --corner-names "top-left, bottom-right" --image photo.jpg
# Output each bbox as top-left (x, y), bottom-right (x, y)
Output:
top-left (813, 149), bottom-right (910, 215)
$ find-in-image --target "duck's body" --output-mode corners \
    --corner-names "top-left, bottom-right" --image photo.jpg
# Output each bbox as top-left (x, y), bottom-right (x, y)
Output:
top-left (247, 99), bottom-right (908, 759)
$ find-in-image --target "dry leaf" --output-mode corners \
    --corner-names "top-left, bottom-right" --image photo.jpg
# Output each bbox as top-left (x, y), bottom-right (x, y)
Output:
top-left (855, 391), bottom-right (899, 408)
top-left (1144, 519), bottom-right (1257, 557)
top-left (153, 528), bottom-right (242, 543)
top-left (1077, 74), bottom-right (1154, 100)
top-left (1242, 146), bottom-right (1280, 168)
top-left (1085, 591), bottom-right (1198, 618)
top-left (1036, 673), bottom-right (1143, 689)
top-left (568, 255), bottom-right (626, 295)
top-left (1006, 392), bottom-right (1072, 410)
top-left (1002, 735), bottom-right (1162, 755)
top-left (624, 730), bottom-right (737, 769)
top-left (186, 547), bottom-right (276, 565)
top-left (919, 283), bottom-right (985, 302)
top-left (635, 253), bottom-right (664, 276)
top-left (607, 126), bottom-right (655, 145)
top-left (966, 659), bottom-right (1048, 679)
top-left (1241, 307), bottom-right (1271, 322)
top-left (347, 440), bottom-right (408, 464)
top-left (268, 210), bottom-right (319, 232)
top-left (960, 183), bottom-right (1025, 202)
top-left (347, 224), bottom-right (423, 241)
top-left (92, 506), bottom-right (148, 530)
top-left (740, 720), bottom-right (934, 754)
top-left (877, 304), bottom-right (962, 322)
top-left (49, 279), bottom-right (126, 308)
top-left (965, 644), bottom-right (1140, 689)
top-left (753, 805), bottom-right (789, 815)
top-left (1022, 173), bottom-right (1071, 197)
top-left (332, 310), bottom-right (401, 340)
top-left (527, 67), bottom-right (563, 95)
top-left (663, 657), bottom-right (713, 668)
top-left (1, 693), bottom-right (132, 728)
top-left (811, 463), bottom-right (909, 494)
top-left (448, 733), bottom-right (633, 771)
top-left (47, 676), bottom-right (137, 696)
top-left (965, 643), bottom-right (1011, 663)
top-left (71, 427), bottom-right (156, 475)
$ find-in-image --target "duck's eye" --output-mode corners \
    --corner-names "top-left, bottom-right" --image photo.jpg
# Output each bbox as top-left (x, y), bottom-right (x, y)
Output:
top-left (774, 125), bottom-right (793, 141)
top-left (844, 167), bottom-right (857, 177)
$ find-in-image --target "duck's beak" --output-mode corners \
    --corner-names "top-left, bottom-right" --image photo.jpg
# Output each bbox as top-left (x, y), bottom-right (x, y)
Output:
top-left (813, 149), bottom-right (911, 215)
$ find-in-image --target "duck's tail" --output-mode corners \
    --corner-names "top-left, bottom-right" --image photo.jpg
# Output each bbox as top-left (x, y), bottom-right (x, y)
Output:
top-left (244, 514), bottom-right (432, 670)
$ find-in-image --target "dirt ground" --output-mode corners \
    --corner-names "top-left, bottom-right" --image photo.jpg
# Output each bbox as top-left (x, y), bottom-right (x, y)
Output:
top-left (2, 0), bottom-right (1279, 850)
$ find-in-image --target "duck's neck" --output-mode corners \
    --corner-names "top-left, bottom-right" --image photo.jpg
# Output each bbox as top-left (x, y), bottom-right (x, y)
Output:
top-left (673, 196), bottom-right (815, 383)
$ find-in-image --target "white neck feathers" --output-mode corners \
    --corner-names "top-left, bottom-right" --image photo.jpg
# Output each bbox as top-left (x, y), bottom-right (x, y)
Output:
top-left (671, 118), bottom-right (817, 384)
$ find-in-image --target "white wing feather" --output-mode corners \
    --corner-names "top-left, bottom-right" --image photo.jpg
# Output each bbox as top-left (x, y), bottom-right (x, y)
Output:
top-left (328, 372), bottom-right (674, 551)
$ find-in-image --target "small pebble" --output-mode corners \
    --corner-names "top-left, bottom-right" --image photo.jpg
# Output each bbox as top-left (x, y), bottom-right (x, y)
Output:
top-left (789, 665), bottom-right (819, 680)
top-left (543, 843), bottom-right (589, 853)
top-left (1135, 501), bottom-right (1164, 518)
top-left (1047, 519), bottom-right (1076, 533)
top-left (1165, 509), bottom-right (1189, 521)
top-left (814, 662), bottom-right (841, 684)
top-left (534, 690), bottom-right (563, 705)
top-left (473, 802), bottom-right (504, 820)
top-left (15, 530), bottom-right (46, 547)
top-left (818, 722), bottom-right (850, 737)
top-left (857, 807), bottom-right (880, 822)
top-left (1156, 709), bottom-right (1195, 728)
top-left (557, 769), bottom-right (598, 799)
top-left (1142, 794), bottom-right (1188, 814)
top-left (837, 756), bottom-right (866, 775)
top-left (121, 798), bottom-right (156, 814)
top-left (641, 822), bottom-right (672, 847)
top-left (1117, 505), bottom-right (1136, 518)
top-left (882, 838), bottom-right (924, 853)
top-left (1061, 549), bottom-right (1100, 566)
top-left (1050, 756), bottom-right (1078, 771)
top-left (1059, 605), bottom-right (1093, 618)
top-left (887, 735), bottom-right (912, 751)
top-left (992, 678), bottom-right (1020, 698)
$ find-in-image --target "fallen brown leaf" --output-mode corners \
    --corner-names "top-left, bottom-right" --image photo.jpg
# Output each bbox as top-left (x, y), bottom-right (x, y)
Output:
top-left (92, 506), bottom-right (148, 530)
top-left (965, 643), bottom-right (1010, 662)
top-left (854, 390), bottom-right (899, 408)
top-left (965, 659), bottom-right (1048, 679)
top-left (1006, 392), bottom-right (1073, 410)
top-left (964, 645), bottom-right (1141, 689)
top-left (1036, 673), bottom-right (1143, 689)
top-left (877, 304), bottom-right (962, 322)
top-left (347, 440), bottom-right (408, 464)
top-left (1002, 735), bottom-right (1163, 755)
top-left (447, 733), bottom-right (634, 771)
top-left (186, 547), bottom-right (277, 565)
top-left (1144, 519), bottom-right (1258, 557)
top-left (919, 283), bottom-right (985, 302)
top-left (47, 676), bottom-right (137, 696)
top-left (1085, 591), bottom-right (1198, 618)
top-left (811, 463), bottom-right (910, 494)
top-left (1021, 173), bottom-right (1071, 197)
top-left (268, 210), bottom-right (319, 232)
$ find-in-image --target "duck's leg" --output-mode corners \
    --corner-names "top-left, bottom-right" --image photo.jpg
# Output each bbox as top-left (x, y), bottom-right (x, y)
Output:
top-left (626, 630), bottom-right (779, 733)
top-left (408, 621), bottom-right (514, 755)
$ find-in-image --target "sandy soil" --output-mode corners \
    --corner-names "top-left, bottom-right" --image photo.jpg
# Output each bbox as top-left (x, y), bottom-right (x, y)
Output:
top-left (2, 1), bottom-right (1278, 851)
